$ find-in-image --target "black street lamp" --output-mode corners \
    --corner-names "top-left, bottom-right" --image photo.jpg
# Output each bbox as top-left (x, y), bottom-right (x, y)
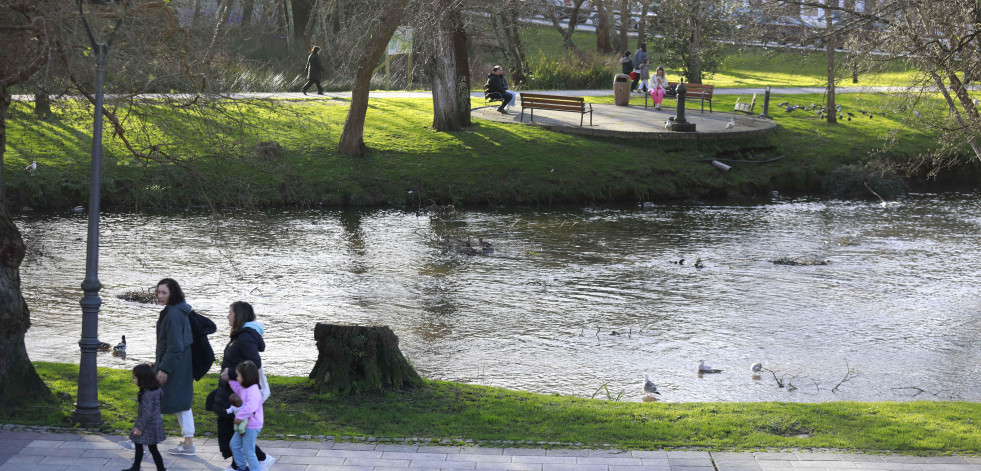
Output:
top-left (73, 0), bottom-right (123, 427)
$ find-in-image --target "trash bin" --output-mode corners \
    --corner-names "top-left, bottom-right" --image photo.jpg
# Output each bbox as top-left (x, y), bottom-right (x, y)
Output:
top-left (614, 73), bottom-right (631, 106)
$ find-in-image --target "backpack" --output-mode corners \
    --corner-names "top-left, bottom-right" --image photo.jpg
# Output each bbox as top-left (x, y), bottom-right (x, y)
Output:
top-left (187, 310), bottom-right (217, 381)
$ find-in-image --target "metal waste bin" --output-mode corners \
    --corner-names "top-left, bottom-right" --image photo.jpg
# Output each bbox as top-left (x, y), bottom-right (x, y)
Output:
top-left (614, 73), bottom-right (631, 106)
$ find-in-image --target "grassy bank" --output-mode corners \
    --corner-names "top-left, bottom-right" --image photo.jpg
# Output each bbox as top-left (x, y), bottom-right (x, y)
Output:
top-left (486, 26), bottom-right (918, 89)
top-left (5, 362), bottom-right (980, 454)
top-left (1, 92), bottom-right (956, 210)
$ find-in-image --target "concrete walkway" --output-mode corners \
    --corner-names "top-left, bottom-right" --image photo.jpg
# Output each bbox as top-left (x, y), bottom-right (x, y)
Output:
top-left (2, 429), bottom-right (979, 471)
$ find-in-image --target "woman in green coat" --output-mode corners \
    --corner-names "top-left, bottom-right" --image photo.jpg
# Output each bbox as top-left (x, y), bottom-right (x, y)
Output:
top-left (154, 278), bottom-right (196, 456)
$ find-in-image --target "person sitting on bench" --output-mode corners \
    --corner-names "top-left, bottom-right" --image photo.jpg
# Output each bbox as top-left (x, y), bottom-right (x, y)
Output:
top-left (487, 66), bottom-right (516, 115)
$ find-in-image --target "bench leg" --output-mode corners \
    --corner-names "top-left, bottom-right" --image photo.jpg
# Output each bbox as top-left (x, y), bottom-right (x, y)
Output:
top-left (520, 108), bottom-right (525, 122)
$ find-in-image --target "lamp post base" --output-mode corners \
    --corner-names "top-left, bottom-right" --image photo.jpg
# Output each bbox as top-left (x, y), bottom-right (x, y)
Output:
top-left (668, 121), bottom-right (696, 132)
top-left (71, 406), bottom-right (102, 426)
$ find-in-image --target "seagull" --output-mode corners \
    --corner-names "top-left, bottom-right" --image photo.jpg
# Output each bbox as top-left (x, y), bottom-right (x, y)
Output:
top-left (113, 335), bottom-right (126, 354)
top-left (725, 118), bottom-right (735, 129)
top-left (643, 374), bottom-right (661, 395)
top-left (751, 362), bottom-right (763, 373)
top-left (698, 360), bottom-right (722, 373)
top-left (24, 161), bottom-right (37, 175)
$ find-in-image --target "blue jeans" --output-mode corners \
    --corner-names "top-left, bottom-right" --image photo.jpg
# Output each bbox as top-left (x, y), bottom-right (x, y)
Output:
top-left (230, 427), bottom-right (261, 471)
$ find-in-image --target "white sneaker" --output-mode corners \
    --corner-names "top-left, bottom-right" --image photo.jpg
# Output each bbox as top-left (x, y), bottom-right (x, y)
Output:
top-left (118, 440), bottom-right (135, 451)
top-left (260, 455), bottom-right (277, 470)
top-left (168, 443), bottom-right (196, 455)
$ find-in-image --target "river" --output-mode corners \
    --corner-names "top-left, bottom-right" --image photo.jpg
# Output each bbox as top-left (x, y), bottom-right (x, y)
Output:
top-left (18, 193), bottom-right (981, 402)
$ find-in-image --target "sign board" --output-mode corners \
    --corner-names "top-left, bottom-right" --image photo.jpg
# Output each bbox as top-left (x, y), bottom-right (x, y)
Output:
top-left (388, 27), bottom-right (413, 55)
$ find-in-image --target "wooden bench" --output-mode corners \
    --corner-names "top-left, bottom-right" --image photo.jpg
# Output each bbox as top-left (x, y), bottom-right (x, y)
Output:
top-left (519, 93), bottom-right (593, 127)
top-left (645, 82), bottom-right (714, 112)
top-left (682, 83), bottom-right (715, 112)
top-left (483, 85), bottom-right (505, 105)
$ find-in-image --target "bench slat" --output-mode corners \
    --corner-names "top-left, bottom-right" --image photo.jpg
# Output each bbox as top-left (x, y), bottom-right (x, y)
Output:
top-left (523, 103), bottom-right (587, 112)
top-left (522, 98), bottom-right (586, 108)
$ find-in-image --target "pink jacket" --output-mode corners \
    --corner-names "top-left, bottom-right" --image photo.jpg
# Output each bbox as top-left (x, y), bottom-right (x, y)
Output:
top-left (229, 380), bottom-right (264, 429)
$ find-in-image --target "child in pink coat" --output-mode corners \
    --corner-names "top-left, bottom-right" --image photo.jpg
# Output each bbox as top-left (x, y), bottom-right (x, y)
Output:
top-left (228, 360), bottom-right (264, 471)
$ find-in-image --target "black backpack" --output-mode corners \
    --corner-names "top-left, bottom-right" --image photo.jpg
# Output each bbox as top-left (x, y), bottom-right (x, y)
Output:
top-left (187, 310), bottom-right (217, 381)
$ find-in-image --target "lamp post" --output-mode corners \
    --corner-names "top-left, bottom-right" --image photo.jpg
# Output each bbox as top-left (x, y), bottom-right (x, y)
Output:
top-left (73, 0), bottom-right (123, 427)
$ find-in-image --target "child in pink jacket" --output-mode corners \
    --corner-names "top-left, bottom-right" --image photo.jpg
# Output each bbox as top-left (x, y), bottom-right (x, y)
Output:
top-left (228, 360), bottom-right (265, 471)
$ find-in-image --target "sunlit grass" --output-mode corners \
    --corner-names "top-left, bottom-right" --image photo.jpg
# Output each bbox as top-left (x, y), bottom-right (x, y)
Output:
top-left (7, 362), bottom-right (981, 454)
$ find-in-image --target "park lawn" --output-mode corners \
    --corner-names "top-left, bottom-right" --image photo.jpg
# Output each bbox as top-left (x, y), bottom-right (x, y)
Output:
top-left (2, 93), bottom-right (944, 210)
top-left (509, 25), bottom-right (918, 89)
top-left (5, 361), bottom-right (981, 454)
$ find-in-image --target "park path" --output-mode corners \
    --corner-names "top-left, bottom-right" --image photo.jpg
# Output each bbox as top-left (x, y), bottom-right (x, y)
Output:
top-left (2, 427), bottom-right (980, 471)
top-left (9, 85), bottom-right (904, 103)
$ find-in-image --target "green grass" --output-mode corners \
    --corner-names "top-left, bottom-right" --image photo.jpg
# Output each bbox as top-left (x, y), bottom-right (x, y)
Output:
top-left (493, 26), bottom-right (918, 89)
top-left (8, 362), bottom-right (981, 454)
top-left (2, 92), bottom-right (949, 210)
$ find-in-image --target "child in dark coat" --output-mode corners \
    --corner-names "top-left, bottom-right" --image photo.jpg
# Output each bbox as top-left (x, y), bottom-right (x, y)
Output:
top-left (124, 363), bottom-right (166, 471)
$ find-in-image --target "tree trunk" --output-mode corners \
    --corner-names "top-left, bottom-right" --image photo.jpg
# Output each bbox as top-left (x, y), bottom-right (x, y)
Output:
top-left (498, 1), bottom-right (527, 85)
top-left (309, 323), bottom-right (422, 393)
top-left (542, 0), bottom-right (583, 51)
top-left (338, 2), bottom-right (407, 156)
top-left (431, 0), bottom-right (461, 132)
top-left (617, 0), bottom-right (629, 53)
top-left (595, 0), bottom-right (613, 53)
top-left (637, 3), bottom-right (649, 49)
top-left (34, 91), bottom-right (51, 119)
top-left (825, 0), bottom-right (837, 124)
top-left (241, 0), bottom-right (254, 26)
top-left (453, 16), bottom-right (472, 127)
top-left (687, 7), bottom-right (703, 83)
top-left (0, 86), bottom-right (50, 408)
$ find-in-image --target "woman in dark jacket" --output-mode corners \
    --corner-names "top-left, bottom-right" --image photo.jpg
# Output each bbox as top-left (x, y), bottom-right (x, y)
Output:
top-left (154, 278), bottom-right (197, 456)
top-left (212, 301), bottom-right (272, 470)
top-left (301, 45), bottom-right (325, 95)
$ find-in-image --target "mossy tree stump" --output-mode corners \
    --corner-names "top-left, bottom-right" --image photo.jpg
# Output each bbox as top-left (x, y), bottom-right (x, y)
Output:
top-left (309, 323), bottom-right (422, 393)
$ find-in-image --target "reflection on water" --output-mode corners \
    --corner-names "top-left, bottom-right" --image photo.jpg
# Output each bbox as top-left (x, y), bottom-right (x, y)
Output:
top-left (18, 193), bottom-right (981, 402)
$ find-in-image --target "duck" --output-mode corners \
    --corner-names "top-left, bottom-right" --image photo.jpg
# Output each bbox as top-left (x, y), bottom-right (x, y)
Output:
top-left (751, 362), bottom-right (763, 373)
top-left (113, 335), bottom-right (126, 354)
top-left (698, 360), bottom-right (722, 374)
top-left (643, 374), bottom-right (661, 395)
top-left (97, 341), bottom-right (111, 351)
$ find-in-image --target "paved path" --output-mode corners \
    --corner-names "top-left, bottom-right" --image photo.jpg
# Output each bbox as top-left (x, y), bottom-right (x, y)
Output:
top-left (2, 429), bottom-right (979, 471)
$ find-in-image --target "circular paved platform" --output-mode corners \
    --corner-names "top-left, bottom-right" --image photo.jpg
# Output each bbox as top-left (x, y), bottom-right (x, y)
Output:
top-left (473, 95), bottom-right (778, 140)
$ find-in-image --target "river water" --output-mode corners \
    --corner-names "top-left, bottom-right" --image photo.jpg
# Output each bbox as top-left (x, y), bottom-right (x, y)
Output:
top-left (18, 193), bottom-right (981, 402)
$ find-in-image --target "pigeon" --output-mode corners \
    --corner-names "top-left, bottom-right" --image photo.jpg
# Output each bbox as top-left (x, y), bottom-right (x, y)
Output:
top-left (643, 374), bottom-right (661, 395)
top-left (113, 335), bottom-right (126, 354)
top-left (914, 109), bottom-right (923, 118)
top-left (24, 161), bottom-right (37, 175)
top-left (698, 360), bottom-right (722, 373)
top-left (751, 362), bottom-right (763, 373)
top-left (835, 104), bottom-right (842, 111)
top-left (975, 97), bottom-right (979, 107)
top-left (777, 102), bottom-right (789, 107)
top-left (725, 118), bottom-right (735, 129)
top-left (846, 112), bottom-right (855, 117)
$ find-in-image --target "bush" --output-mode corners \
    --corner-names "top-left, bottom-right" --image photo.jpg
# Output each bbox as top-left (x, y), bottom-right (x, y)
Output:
top-left (523, 50), bottom-right (619, 90)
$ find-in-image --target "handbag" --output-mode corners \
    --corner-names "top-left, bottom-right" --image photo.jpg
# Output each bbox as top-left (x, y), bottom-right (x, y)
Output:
top-left (258, 366), bottom-right (271, 402)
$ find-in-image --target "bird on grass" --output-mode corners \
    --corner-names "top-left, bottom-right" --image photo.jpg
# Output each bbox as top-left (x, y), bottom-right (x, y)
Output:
top-left (914, 109), bottom-right (923, 118)
top-left (24, 161), bottom-right (37, 175)
top-left (698, 360), bottom-right (722, 374)
top-left (846, 112), bottom-right (855, 117)
top-left (643, 374), bottom-right (661, 395)
top-left (751, 362), bottom-right (763, 373)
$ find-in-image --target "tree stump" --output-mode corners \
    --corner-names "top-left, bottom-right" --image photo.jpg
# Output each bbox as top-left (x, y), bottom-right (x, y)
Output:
top-left (309, 324), bottom-right (422, 393)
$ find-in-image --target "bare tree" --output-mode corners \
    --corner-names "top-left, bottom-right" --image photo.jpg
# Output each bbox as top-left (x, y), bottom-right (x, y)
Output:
top-left (338, 1), bottom-right (410, 155)
top-left (542, 0), bottom-right (588, 51)
top-left (648, 0), bottom-right (731, 83)
top-left (594, 0), bottom-right (614, 53)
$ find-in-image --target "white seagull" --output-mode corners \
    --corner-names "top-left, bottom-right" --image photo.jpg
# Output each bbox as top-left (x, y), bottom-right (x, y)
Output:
top-left (725, 118), bottom-right (735, 129)
top-left (643, 374), bottom-right (661, 395)
top-left (751, 362), bottom-right (763, 373)
top-left (698, 360), bottom-right (722, 374)
top-left (24, 161), bottom-right (37, 175)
